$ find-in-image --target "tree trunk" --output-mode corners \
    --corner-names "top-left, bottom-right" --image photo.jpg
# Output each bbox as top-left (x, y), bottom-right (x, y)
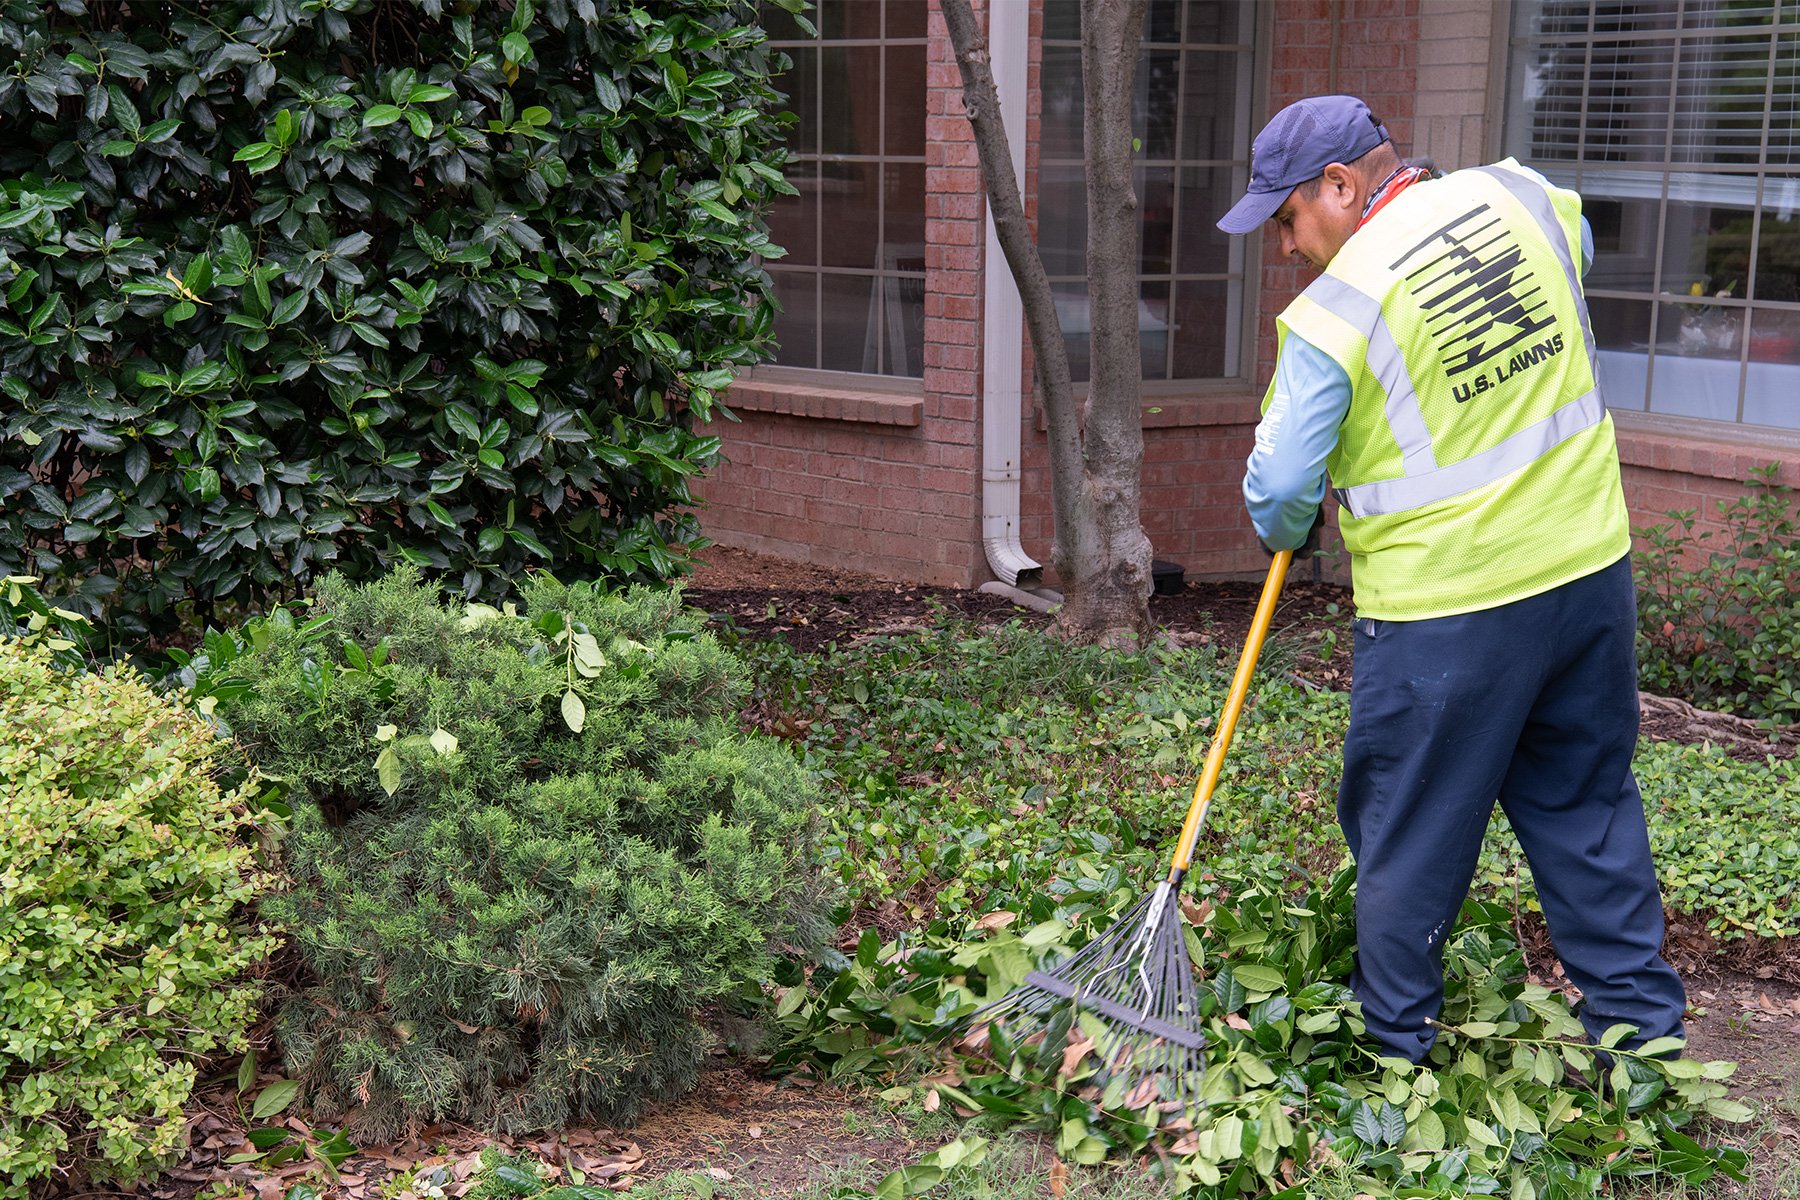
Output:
top-left (942, 0), bottom-right (1152, 646)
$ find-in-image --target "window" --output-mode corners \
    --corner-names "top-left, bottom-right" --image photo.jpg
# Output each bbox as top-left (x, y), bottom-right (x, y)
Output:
top-left (1504, 0), bottom-right (1800, 430)
top-left (761, 1), bottom-right (928, 377)
top-left (1038, 0), bottom-right (1257, 382)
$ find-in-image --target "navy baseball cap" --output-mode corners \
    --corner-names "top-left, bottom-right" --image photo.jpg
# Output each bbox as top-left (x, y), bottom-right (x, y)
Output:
top-left (1217, 96), bottom-right (1391, 233)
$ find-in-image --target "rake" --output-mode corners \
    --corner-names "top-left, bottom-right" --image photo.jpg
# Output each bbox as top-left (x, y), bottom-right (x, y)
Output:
top-left (962, 550), bottom-right (1294, 1116)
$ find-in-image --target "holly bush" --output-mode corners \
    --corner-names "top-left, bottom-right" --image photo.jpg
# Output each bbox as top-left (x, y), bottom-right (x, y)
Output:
top-left (0, 639), bottom-right (279, 1196)
top-left (218, 567), bottom-right (833, 1140)
top-left (0, 0), bottom-right (794, 651)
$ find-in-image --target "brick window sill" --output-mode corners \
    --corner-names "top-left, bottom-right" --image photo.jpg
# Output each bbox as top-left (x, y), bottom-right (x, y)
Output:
top-left (1035, 393), bottom-right (1264, 431)
top-left (1610, 408), bottom-right (1800, 487)
top-left (726, 379), bottom-right (923, 427)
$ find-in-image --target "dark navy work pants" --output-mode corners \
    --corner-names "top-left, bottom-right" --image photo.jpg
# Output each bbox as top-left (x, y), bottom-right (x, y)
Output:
top-left (1338, 554), bottom-right (1686, 1062)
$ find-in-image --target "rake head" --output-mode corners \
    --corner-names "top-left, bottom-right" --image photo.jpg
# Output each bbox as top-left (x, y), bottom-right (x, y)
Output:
top-left (963, 879), bottom-right (1207, 1118)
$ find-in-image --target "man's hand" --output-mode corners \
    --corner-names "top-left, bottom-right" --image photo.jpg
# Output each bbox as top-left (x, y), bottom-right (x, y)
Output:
top-left (1259, 507), bottom-right (1327, 560)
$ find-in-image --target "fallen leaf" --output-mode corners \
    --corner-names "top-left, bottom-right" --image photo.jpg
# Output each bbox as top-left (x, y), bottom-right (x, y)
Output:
top-left (702, 1168), bottom-right (732, 1182)
top-left (1225, 1013), bottom-right (1253, 1031)
top-left (972, 910), bottom-right (1017, 932)
top-left (452, 1020), bottom-right (480, 1034)
top-left (922, 1088), bottom-right (941, 1113)
top-left (1171, 1130), bottom-right (1200, 1155)
top-left (957, 1022), bottom-right (991, 1052)
top-left (747, 1125), bottom-right (763, 1139)
top-left (1048, 1156), bottom-right (1069, 1197)
top-left (1123, 1077), bottom-right (1161, 1109)
top-left (1060, 1036), bottom-right (1096, 1077)
top-left (718, 1094), bottom-right (743, 1110)
top-left (452, 1158), bottom-right (482, 1181)
top-left (1179, 896), bottom-right (1211, 926)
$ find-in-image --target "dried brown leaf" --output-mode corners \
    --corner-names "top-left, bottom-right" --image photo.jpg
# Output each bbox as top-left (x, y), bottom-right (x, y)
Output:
top-left (1048, 1156), bottom-right (1069, 1197)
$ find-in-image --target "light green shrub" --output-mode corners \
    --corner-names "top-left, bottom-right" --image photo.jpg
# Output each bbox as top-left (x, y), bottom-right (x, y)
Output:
top-left (0, 641), bottom-right (278, 1196)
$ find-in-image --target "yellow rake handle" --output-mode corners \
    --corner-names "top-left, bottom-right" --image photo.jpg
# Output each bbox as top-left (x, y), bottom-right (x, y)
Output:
top-left (1166, 550), bottom-right (1293, 881)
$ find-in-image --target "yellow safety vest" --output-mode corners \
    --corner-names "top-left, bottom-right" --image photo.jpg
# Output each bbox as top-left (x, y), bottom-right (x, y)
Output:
top-left (1274, 158), bottom-right (1631, 621)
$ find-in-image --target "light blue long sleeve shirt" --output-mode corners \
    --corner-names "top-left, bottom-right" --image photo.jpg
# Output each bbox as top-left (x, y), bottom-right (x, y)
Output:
top-left (1244, 217), bottom-right (1595, 550)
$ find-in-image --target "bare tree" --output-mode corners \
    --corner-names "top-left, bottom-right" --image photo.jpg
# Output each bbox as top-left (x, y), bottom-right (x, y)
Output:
top-left (942, 0), bottom-right (1153, 646)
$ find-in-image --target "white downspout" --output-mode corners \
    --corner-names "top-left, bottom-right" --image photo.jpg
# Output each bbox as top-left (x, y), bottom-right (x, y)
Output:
top-left (979, 0), bottom-right (1042, 589)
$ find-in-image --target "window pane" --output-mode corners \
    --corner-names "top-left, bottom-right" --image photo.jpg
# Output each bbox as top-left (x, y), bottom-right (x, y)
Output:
top-left (1773, 31), bottom-right (1799, 167)
top-left (778, 46), bottom-right (818, 155)
top-left (769, 271), bottom-right (818, 369)
top-left (1040, 45), bottom-right (1084, 159)
top-left (1755, 198), bottom-right (1800, 302)
top-left (758, 1), bottom-right (809, 43)
top-left (1136, 50), bottom-right (1182, 159)
top-left (820, 161), bottom-right (880, 269)
top-left (885, 162), bottom-right (926, 253)
top-left (885, 0), bottom-right (927, 41)
top-left (1146, 0), bottom-right (1182, 44)
top-left (1578, 195), bottom-right (1659, 291)
top-left (1138, 166), bottom-right (1174, 274)
top-left (1650, 300), bottom-right (1745, 421)
top-left (1673, 34), bottom-right (1775, 166)
top-left (766, 171), bottom-right (818, 265)
top-left (1744, 307), bottom-right (1800, 428)
top-left (1183, 0), bottom-right (1246, 46)
top-left (1043, 0), bottom-right (1079, 42)
top-left (820, 274), bottom-right (878, 373)
top-left (820, 46), bottom-right (880, 156)
top-left (1583, 39), bottom-right (1676, 163)
top-left (1140, 280), bottom-right (1171, 378)
top-left (1038, 164), bottom-right (1087, 276)
top-left (884, 44), bottom-right (927, 157)
top-left (1180, 51), bottom-right (1239, 161)
top-left (1590, 296), bottom-right (1653, 408)
top-left (1660, 199), bottom-right (1756, 300)
top-left (1180, 166), bottom-right (1240, 274)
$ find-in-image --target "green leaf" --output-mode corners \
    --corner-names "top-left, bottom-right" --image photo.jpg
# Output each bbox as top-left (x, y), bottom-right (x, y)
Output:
top-left (875, 1165), bottom-right (942, 1200)
top-left (99, 140), bottom-right (137, 157)
top-left (409, 84), bottom-right (457, 102)
top-left (430, 727), bottom-right (458, 756)
top-left (1599, 1022), bottom-right (1638, 1049)
top-left (251, 1079), bottom-right (299, 1120)
top-left (375, 746), bottom-right (402, 796)
top-left (237, 1046), bottom-right (257, 1094)
top-left (561, 689), bottom-right (585, 732)
top-left (1703, 1097), bottom-right (1753, 1122)
top-left (363, 104), bottom-right (404, 127)
top-left (1230, 964), bottom-right (1285, 993)
top-left (493, 1164), bottom-right (540, 1194)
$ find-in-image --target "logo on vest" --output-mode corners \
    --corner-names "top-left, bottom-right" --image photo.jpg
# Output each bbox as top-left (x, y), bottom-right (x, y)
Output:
top-left (1389, 203), bottom-right (1566, 401)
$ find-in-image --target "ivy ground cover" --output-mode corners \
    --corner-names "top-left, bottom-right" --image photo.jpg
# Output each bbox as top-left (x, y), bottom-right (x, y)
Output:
top-left (722, 611), bottom-right (1797, 1196)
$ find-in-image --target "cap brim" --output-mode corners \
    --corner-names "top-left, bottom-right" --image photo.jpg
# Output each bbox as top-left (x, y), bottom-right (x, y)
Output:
top-left (1216, 187), bottom-right (1288, 234)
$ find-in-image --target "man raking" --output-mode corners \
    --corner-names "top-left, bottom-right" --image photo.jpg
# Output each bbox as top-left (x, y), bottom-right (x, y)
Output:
top-left (1219, 96), bottom-right (1686, 1064)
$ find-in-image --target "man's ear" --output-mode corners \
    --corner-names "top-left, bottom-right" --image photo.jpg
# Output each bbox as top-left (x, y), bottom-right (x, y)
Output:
top-left (1322, 162), bottom-right (1358, 210)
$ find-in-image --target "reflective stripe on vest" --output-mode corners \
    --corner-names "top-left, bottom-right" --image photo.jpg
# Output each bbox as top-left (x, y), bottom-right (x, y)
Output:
top-left (1300, 167), bottom-right (1607, 520)
top-left (1303, 275), bottom-right (1438, 476)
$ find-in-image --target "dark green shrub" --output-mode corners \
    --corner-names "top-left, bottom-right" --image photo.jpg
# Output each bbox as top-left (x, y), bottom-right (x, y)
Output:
top-left (1635, 465), bottom-right (1800, 721)
top-left (0, 640), bottom-right (279, 1194)
top-left (0, 1), bottom-right (795, 650)
top-left (220, 567), bottom-right (831, 1139)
